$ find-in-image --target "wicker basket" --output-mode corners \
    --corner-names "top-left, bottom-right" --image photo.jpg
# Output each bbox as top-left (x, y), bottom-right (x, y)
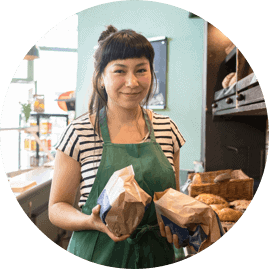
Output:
top-left (188, 169), bottom-right (253, 202)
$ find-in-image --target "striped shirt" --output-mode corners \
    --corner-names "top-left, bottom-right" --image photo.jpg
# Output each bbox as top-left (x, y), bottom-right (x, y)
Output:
top-left (55, 110), bottom-right (185, 208)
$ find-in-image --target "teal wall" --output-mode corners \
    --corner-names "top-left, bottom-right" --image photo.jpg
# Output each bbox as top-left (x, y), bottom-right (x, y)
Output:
top-left (76, 1), bottom-right (204, 170)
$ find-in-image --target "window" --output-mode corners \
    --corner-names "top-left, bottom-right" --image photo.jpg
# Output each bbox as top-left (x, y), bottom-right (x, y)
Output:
top-left (0, 14), bottom-right (78, 173)
top-left (34, 49), bottom-right (77, 114)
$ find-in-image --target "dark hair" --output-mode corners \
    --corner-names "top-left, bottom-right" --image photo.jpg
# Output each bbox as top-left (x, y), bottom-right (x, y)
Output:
top-left (88, 25), bottom-right (156, 137)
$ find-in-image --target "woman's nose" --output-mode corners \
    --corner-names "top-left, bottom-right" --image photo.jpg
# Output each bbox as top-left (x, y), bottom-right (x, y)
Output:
top-left (125, 73), bottom-right (139, 88)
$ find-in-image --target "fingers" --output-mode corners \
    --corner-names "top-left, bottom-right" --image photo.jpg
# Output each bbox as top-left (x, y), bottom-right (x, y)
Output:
top-left (109, 233), bottom-right (130, 243)
top-left (104, 226), bottom-right (130, 242)
top-left (159, 221), bottom-right (181, 249)
top-left (165, 226), bottom-right (173, 244)
top-left (159, 221), bottom-right (166, 237)
top-left (92, 204), bottom-right (101, 215)
top-left (173, 234), bottom-right (181, 249)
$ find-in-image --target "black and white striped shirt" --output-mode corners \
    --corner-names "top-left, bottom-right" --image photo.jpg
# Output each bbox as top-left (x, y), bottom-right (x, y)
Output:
top-left (55, 110), bottom-right (185, 208)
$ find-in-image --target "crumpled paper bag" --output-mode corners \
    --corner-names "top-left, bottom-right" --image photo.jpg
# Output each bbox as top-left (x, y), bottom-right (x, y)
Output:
top-left (154, 188), bottom-right (222, 252)
top-left (97, 165), bottom-right (152, 237)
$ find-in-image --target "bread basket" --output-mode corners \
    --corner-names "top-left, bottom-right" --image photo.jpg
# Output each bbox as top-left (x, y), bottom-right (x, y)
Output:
top-left (188, 169), bottom-right (253, 202)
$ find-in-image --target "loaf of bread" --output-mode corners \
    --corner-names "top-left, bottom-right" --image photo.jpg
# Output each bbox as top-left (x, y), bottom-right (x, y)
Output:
top-left (192, 173), bottom-right (203, 184)
top-left (214, 173), bottom-right (231, 183)
top-left (195, 193), bottom-right (229, 207)
top-left (229, 200), bottom-right (251, 212)
top-left (215, 208), bottom-right (242, 222)
top-left (210, 204), bottom-right (228, 212)
top-left (222, 72), bottom-right (236, 89)
top-left (228, 73), bottom-right (236, 86)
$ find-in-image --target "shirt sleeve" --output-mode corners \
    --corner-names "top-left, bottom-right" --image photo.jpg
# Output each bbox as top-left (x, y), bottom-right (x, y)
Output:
top-left (55, 123), bottom-right (80, 162)
top-left (170, 119), bottom-right (186, 153)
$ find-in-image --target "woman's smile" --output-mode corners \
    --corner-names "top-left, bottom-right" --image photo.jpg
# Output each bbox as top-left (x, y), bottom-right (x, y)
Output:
top-left (102, 57), bottom-right (152, 110)
top-left (121, 92), bottom-right (141, 96)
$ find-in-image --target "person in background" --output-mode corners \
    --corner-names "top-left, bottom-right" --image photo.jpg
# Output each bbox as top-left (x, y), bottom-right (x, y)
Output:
top-left (49, 25), bottom-right (186, 268)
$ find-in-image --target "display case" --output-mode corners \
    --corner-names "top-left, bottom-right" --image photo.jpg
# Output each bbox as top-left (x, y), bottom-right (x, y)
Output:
top-left (18, 113), bottom-right (68, 169)
top-left (201, 22), bottom-right (268, 195)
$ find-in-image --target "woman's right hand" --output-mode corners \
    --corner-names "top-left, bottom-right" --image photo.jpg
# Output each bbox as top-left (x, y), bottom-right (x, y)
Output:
top-left (159, 221), bottom-right (181, 249)
top-left (90, 204), bottom-right (130, 242)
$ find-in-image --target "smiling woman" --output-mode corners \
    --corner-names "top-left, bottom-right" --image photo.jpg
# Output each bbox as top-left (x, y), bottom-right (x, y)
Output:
top-left (49, 25), bottom-right (186, 268)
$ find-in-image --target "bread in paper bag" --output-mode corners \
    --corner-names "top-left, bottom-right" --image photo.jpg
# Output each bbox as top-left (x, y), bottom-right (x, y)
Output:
top-left (154, 188), bottom-right (222, 252)
top-left (97, 165), bottom-right (152, 237)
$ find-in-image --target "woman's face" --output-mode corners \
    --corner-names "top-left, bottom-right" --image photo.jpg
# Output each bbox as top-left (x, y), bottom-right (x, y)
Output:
top-left (101, 57), bottom-right (152, 111)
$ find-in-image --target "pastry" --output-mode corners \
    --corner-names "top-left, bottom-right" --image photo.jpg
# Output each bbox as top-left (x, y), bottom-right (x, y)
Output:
top-left (195, 193), bottom-right (229, 207)
top-left (229, 200), bottom-right (251, 212)
top-left (222, 72), bottom-right (236, 89)
top-left (192, 173), bottom-right (202, 184)
top-left (210, 204), bottom-right (228, 212)
top-left (214, 173), bottom-right (231, 183)
top-left (215, 208), bottom-right (242, 222)
top-left (228, 73), bottom-right (236, 86)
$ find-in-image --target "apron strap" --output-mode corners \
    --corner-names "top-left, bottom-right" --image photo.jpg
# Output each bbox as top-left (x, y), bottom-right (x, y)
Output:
top-left (99, 106), bottom-right (156, 144)
top-left (99, 106), bottom-right (111, 143)
top-left (142, 108), bottom-right (156, 142)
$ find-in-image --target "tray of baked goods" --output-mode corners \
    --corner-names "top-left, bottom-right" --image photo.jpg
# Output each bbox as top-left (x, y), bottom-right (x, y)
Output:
top-left (188, 169), bottom-right (253, 232)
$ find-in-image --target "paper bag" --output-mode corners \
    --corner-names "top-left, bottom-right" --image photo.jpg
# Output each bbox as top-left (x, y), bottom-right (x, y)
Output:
top-left (154, 188), bottom-right (222, 252)
top-left (97, 165), bottom-right (152, 237)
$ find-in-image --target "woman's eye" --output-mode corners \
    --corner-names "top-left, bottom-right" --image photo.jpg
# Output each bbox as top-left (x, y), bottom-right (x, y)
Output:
top-left (137, 69), bottom-right (147, 73)
top-left (114, 70), bottom-right (124, 73)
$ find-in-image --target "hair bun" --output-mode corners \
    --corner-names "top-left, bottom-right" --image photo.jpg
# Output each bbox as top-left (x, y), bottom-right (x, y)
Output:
top-left (98, 25), bottom-right (118, 42)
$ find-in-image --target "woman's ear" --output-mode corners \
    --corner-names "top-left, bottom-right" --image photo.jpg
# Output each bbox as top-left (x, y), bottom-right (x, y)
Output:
top-left (100, 74), bottom-right (105, 89)
top-left (99, 75), bottom-right (105, 89)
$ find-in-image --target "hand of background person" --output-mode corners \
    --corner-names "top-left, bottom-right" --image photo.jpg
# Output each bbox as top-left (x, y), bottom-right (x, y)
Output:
top-left (159, 221), bottom-right (181, 249)
top-left (90, 204), bottom-right (130, 242)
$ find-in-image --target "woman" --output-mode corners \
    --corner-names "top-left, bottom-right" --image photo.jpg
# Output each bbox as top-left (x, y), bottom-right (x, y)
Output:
top-left (49, 25), bottom-right (186, 268)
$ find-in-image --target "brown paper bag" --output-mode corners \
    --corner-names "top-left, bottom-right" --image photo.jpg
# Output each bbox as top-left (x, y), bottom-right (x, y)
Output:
top-left (154, 188), bottom-right (222, 252)
top-left (97, 165), bottom-right (152, 236)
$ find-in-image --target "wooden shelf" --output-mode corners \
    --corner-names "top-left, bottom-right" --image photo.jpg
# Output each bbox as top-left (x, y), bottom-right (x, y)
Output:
top-left (212, 73), bottom-right (266, 117)
top-left (202, 22), bottom-right (267, 187)
top-left (0, 125), bottom-right (54, 161)
top-left (0, 126), bottom-right (38, 132)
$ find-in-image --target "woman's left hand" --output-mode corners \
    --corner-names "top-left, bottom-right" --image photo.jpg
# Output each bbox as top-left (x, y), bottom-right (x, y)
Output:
top-left (159, 221), bottom-right (181, 249)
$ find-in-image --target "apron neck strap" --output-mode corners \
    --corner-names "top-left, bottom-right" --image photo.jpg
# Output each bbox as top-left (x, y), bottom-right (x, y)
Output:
top-left (142, 108), bottom-right (156, 142)
top-left (99, 106), bottom-right (111, 143)
top-left (99, 106), bottom-right (156, 143)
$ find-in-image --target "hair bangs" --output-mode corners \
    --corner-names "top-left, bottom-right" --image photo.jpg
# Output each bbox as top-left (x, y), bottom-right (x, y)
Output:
top-left (100, 32), bottom-right (153, 73)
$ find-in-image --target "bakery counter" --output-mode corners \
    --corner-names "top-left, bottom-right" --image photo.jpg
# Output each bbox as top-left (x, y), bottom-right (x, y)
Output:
top-left (12, 166), bottom-right (54, 202)
top-left (8, 165), bottom-right (63, 243)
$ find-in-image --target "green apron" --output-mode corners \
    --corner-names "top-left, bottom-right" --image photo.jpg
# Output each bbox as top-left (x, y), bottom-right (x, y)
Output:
top-left (68, 107), bottom-right (177, 268)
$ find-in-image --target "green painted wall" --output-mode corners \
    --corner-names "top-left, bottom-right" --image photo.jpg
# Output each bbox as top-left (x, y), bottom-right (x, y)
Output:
top-left (76, 1), bottom-right (204, 170)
